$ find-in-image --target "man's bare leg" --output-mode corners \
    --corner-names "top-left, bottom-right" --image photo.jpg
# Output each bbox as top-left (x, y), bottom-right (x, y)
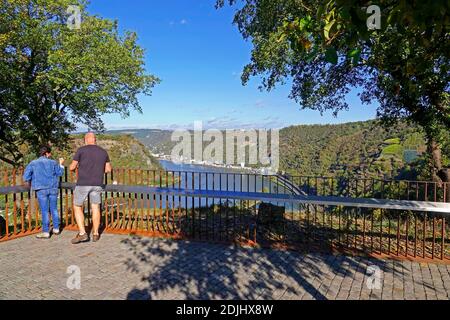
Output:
top-left (91, 203), bottom-right (101, 235)
top-left (74, 205), bottom-right (86, 234)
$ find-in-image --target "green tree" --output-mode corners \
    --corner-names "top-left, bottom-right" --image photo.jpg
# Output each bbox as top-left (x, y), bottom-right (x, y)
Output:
top-left (217, 0), bottom-right (449, 182)
top-left (0, 0), bottom-right (159, 166)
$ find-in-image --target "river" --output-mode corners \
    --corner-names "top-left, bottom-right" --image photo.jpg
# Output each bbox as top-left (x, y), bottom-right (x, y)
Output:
top-left (106, 160), bottom-right (289, 210)
top-left (158, 159), bottom-right (283, 194)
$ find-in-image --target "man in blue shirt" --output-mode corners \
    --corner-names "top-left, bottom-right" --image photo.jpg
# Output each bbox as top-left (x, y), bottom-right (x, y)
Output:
top-left (23, 146), bottom-right (65, 239)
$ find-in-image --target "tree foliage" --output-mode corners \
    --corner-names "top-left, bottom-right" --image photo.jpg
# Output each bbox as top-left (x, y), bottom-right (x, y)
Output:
top-left (217, 0), bottom-right (449, 181)
top-left (279, 120), bottom-right (432, 179)
top-left (0, 0), bottom-right (159, 165)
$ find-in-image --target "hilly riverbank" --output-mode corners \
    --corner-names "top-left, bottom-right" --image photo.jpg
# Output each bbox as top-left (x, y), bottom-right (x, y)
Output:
top-left (107, 120), bottom-right (450, 180)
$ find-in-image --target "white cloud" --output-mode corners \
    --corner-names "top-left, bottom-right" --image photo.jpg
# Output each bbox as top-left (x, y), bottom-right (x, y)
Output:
top-left (254, 99), bottom-right (265, 108)
top-left (169, 19), bottom-right (188, 26)
top-left (105, 116), bottom-right (285, 131)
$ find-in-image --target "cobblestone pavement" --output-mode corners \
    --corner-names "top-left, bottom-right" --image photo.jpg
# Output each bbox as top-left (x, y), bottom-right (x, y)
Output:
top-left (0, 231), bottom-right (449, 300)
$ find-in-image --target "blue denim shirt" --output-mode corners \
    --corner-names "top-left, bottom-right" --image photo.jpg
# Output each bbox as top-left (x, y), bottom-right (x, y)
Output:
top-left (23, 157), bottom-right (64, 190)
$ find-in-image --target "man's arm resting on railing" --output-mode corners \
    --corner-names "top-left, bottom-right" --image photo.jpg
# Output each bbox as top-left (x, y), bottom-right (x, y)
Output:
top-left (105, 162), bottom-right (112, 174)
top-left (69, 160), bottom-right (78, 172)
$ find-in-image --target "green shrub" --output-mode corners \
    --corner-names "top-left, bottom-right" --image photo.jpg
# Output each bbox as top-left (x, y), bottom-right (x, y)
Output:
top-left (383, 138), bottom-right (401, 144)
top-left (382, 144), bottom-right (404, 157)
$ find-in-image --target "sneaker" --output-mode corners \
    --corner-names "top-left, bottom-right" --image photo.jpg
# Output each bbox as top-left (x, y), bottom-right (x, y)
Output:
top-left (92, 234), bottom-right (100, 242)
top-left (52, 229), bottom-right (60, 235)
top-left (71, 233), bottom-right (90, 244)
top-left (36, 232), bottom-right (50, 239)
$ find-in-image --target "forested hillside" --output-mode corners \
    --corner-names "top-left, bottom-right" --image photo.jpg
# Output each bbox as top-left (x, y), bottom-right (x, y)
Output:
top-left (58, 134), bottom-right (162, 169)
top-left (112, 120), bottom-right (450, 180)
top-left (107, 129), bottom-right (175, 155)
top-left (0, 135), bottom-right (162, 170)
top-left (2, 121), bottom-right (449, 181)
top-left (279, 120), bottom-right (432, 179)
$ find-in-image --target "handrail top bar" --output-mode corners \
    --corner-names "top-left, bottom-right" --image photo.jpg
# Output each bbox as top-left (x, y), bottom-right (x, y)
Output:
top-left (1, 183), bottom-right (449, 214)
top-left (4, 166), bottom-right (449, 185)
top-left (0, 185), bottom-right (30, 195)
top-left (84, 183), bottom-right (450, 213)
top-left (111, 170), bottom-right (449, 183)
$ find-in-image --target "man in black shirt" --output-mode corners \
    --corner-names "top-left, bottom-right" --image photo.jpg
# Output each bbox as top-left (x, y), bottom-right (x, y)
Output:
top-left (69, 132), bottom-right (112, 244)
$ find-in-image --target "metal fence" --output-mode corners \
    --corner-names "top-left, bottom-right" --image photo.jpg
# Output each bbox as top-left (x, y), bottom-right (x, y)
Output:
top-left (1, 168), bottom-right (449, 262)
top-left (284, 175), bottom-right (450, 202)
top-left (2, 167), bottom-right (449, 202)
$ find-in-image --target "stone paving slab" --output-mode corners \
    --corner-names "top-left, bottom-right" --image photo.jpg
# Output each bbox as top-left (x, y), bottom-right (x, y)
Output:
top-left (0, 231), bottom-right (449, 300)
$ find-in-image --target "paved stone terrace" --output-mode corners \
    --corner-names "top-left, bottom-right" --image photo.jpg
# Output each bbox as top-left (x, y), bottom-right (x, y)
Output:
top-left (0, 231), bottom-right (449, 300)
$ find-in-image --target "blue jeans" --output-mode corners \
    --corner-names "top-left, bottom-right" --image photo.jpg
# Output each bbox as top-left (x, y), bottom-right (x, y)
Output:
top-left (36, 188), bottom-right (60, 233)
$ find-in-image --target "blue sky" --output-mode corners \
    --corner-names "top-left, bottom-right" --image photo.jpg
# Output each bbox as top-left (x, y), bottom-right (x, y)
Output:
top-left (88, 0), bottom-right (378, 130)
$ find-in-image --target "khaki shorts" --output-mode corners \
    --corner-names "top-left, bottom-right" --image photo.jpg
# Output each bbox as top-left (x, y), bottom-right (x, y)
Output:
top-left (73, 186), bottom-right (104, 207)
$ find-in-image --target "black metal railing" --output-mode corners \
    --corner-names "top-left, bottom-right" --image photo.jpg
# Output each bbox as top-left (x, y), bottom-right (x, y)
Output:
top-left (2, 167), bottom-right (449, 202)
top-left (1, 168), bottom-right (449, 261)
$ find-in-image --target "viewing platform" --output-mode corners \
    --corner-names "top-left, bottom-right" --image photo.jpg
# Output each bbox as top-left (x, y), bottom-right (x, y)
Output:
top-left (1, 169), bottom-right (449, 300)
top-left (1, 230), bottom-right (449, 300)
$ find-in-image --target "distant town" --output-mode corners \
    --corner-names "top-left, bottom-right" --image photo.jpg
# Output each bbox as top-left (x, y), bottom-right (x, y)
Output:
top-left (152, 153), bottom-right (277, 175)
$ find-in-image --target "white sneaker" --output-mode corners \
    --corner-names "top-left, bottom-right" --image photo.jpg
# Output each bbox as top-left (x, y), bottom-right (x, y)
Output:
top-left (52, 229), bottom-right (60, 235)
top-left (36, 232), bottom-right (50, 239)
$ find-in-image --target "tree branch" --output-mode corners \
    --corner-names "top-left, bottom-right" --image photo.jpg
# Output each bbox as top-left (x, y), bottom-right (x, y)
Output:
top-left (0, 155), bottom-right (17, 166)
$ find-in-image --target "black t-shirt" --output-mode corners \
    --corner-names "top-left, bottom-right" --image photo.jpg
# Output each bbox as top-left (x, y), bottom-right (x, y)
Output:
top-left (73, 145), bottom-right (110, 186)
